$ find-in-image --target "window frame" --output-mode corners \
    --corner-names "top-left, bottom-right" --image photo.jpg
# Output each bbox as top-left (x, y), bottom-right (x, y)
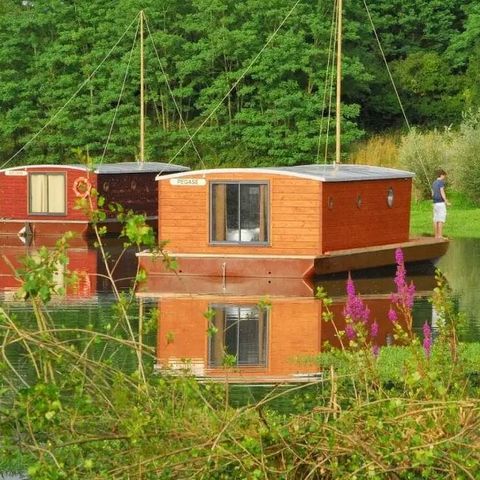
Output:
top-left (207, 303), bottom-right (269, 368)
top-left (28, 172), bottom-right (67, 216)
top-left (209, 180), bottom-right (270, 245)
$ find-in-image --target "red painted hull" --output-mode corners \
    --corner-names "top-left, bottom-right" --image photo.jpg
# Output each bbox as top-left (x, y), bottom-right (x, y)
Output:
top-left (138, 237), bottom-right (449, 282)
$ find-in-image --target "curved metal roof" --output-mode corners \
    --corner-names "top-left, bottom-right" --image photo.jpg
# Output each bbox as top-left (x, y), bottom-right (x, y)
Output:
top-left (94, 162), bottom-right (190, 175)
top-left (155, 164), bottom-right (414, 182)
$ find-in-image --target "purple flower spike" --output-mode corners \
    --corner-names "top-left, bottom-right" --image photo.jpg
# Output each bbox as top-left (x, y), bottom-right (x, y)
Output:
top-left (372, 344), bottom-right (380, 357)
top-left (346, 276), bottom-right (356, 297)
top-left (345, 323), bottom-right (356, 340)
top-left (388, 307), bottom-right (398, 323)
top-left (343, 275), bottom-right (370, 324)
top-left (423, 322), bottom-right (432, 357)
top-left (370, 321), bottom-right (379, 338)
top-left (395, 248), bottom-right (404, 265)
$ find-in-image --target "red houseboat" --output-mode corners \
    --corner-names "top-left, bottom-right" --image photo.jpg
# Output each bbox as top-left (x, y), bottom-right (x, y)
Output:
top-left (0, 162), bottom-right (189, 240)
top-left (138, 164), bottom-right (448, 279)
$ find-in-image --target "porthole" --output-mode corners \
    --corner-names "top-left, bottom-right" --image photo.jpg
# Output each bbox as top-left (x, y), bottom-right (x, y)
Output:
top-left (387, 187), bottom-right (394, 208)
top-left (102, 181), bottom-right (110, 192)
top-left (356, 194), bottom-right (362, 209)
top-left (327, 196), bottom-right (334, 210)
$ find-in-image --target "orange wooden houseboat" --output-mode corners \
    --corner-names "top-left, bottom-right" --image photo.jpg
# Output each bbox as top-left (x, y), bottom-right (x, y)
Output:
top-left (138, 164), bottom-right (448, 279)
top-left (151, 288), bottom-right (433, 383)
top-left (0, 162), bottom-right (189, 240)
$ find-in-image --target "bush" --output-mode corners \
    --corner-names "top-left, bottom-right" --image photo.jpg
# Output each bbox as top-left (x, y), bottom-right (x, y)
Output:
top-left (398, 128), bottom-right (454, 199)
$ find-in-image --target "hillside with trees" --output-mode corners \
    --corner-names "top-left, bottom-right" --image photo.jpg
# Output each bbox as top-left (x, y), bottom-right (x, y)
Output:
top-left (0, 0), bottom-right (478, 168)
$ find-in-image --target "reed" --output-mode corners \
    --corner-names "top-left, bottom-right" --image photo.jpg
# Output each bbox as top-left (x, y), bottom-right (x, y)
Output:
top-left (1, 199), bottom-right (480, 479)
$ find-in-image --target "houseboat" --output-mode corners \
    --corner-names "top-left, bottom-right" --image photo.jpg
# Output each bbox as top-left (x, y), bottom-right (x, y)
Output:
top-left (137, 164), bottom-right (448, 279)
top-left (0, 161), bottom-right (189, 240)
top-left (0, 236), bottom-right (141, 299)
top-left (148, 282), bottom-right (435, 383)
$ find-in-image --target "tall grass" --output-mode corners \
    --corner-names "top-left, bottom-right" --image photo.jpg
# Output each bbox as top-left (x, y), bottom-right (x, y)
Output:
top-left (349, 133), bottom-right (401, 168)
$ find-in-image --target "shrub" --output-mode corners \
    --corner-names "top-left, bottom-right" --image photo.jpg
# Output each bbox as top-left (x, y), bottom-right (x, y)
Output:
top-left (398, 128), bottom-right (454, 199)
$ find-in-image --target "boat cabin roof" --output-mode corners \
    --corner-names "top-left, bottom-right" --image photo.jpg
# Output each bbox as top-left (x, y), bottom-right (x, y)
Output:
top-left (94, 162), bottom-right (190, 175)
top-left (155, 164), bottom-right (414, 182)
top-left (1, 162), bottom-right (189, 175)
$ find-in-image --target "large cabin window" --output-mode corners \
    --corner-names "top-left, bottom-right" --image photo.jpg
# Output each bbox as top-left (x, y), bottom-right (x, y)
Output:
top-left (29, 173), bottom-right (66, 215)
top-left (208, 305), bottom-right (268, 367)
top-left (210, 182), bottom-right (268, 244)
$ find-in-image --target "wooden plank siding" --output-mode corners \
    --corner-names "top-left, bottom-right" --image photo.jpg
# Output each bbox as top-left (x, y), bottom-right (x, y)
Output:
top-left (322, 178), bottom-right (412, 252)
top-left (156, 297), bottom-right (322, 378)
top-left (0, 166), bottom-right (95, 222)
top-left (158, 172), bottom-right (323, 256)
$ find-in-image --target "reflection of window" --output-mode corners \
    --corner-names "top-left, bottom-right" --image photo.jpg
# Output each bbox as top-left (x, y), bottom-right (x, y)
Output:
top-left (29, 173), bottom-right (66, 214)
top-left (208, 305), bottom-right (268, 367)
top-left (210, 183), bottom-right (268, 244)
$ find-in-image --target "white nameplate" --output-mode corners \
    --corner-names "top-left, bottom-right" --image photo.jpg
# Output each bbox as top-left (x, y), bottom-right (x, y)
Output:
top-left (5, 170), bottom-right (27, 176)
top-left (170, 178), bottom-right (206, 186)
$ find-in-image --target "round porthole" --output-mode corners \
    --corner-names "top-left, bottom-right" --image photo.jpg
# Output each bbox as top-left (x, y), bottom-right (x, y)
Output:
top-left (328, 196), bottom-right (334, 210)
top-left (387, 187), bottom-right (394, 208)
top-left (356, 194), bottom-right (362, 208)
top-left (102, 181), bottom-right (110, 192)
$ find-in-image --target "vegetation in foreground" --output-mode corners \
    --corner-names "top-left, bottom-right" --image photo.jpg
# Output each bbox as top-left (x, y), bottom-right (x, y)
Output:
top-left (1, 194), bottom-right (479, 479)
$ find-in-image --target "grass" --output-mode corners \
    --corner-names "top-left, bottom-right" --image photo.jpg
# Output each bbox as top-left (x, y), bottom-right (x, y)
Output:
top-left (410, 190), bottom-right (480, 238)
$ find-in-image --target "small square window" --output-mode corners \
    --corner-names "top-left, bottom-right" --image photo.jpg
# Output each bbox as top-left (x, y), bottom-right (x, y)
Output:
top-left (210, 182), bottom-right (268, 244)
top-left (29, 173), bottom-right (66, 215)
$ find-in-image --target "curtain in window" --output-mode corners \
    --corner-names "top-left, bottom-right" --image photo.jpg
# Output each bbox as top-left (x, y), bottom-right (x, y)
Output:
top-left (211, 183), bottom-right (267, 243)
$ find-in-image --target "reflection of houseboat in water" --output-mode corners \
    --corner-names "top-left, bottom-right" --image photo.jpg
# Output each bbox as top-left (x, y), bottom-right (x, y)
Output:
top-left (0, 237), bottom-right (140, 300)
top-left (0, 162), bottom-right (189, 240)
top-left (142, 264), bottom-right (437, 383)
top-left (138, 164), bottom-right (449, 280)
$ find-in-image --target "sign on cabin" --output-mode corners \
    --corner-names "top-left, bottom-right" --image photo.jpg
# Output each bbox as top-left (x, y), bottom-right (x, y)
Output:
top-left (169, 178), bottom-right (206, 186)
top-left (5, 170), bottom-right (27, 176)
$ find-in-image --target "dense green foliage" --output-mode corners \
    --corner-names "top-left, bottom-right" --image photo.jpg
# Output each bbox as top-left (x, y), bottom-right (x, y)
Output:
top-left (399, 111), bottom-right (480, 203)
top-left (2, 235), bottom-right (480, 479)
top-left (0, 0), bottom-right (478, 168)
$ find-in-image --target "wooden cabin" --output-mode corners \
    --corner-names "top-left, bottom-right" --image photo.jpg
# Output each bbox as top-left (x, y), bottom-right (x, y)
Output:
top-left (138, 164), bottom-right (448, 278)
top-left (0, 162), bottom-right (189, 240)
top-left (153, 291), bottom-right (420, 383)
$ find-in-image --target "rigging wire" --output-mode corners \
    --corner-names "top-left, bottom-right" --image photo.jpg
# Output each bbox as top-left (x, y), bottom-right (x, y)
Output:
top-left (144, 15), bottom-right (206, 171)
top-left (0, 14), bottom-right (140, 170)
top-left (362, 0), bottom-right (432, 187)
top-left (167, 0), bottom-right (303, 164)
top-left (100, 16), bottom-right (140, 164)
top-left (315, 0), bottom-right (338, 165)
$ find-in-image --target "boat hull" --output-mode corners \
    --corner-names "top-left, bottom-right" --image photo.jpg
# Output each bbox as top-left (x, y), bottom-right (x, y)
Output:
top-left (138, 237), bottom-right (449, 281)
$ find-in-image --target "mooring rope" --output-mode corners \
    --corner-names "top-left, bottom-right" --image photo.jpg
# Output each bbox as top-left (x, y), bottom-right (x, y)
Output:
top-left (363, 0), bottom-right (431, 188)
top-left (166, 0), bottom-right (303, 164)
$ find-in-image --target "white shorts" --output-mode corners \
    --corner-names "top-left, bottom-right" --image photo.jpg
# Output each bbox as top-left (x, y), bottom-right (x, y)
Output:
top-left (433, 202), bottom-right (446, 223)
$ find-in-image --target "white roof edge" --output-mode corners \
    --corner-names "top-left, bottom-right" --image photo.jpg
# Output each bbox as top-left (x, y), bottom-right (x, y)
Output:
top-left (155, 165), bottom-right (414, 182)
top-left (1, 165), bottom-right (89, 173)
top-left (155, 168), bottom-right (327, 182)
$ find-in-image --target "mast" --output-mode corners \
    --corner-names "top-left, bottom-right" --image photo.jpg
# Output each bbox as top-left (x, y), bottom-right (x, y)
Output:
top-left (139, 10), bottom-right (145, 164)
top-left (335, 0), bottom-right (342, 165)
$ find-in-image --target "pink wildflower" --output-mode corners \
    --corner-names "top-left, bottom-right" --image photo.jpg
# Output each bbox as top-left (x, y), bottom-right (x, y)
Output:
top-left (388, 307), bottom-right (398, 323)
top-left (344, 275), bottom-right (370, 323)
top-left (423, 322), bottom-right (432, 357)
top-left (391, 248), bottom-right (416, 309)
top-left (370, 321), bottom-right (379, 338)
top-left (345, 323), bottom-right (356, 340)
top-left (372, 344), bottom-right (380, 357)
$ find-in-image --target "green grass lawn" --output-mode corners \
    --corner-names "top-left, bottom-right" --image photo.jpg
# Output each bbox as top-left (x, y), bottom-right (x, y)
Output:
top-left (410, 190), bottom-right (480, 238)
